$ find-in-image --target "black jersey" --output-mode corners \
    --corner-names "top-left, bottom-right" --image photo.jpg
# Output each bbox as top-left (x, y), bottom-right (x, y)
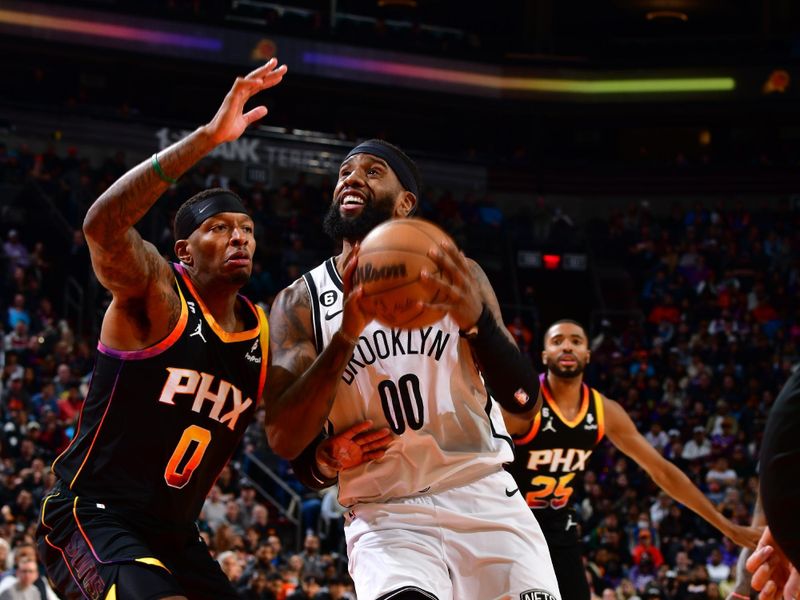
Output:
top-left (506, 374), bottom-right (604, 528)
top-left (52, 263), bottom-right (267, 527)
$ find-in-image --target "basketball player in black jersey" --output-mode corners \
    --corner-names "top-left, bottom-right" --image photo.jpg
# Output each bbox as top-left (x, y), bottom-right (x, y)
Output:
top-left (504, 320), bottom-right (761, 600)
top-left (34, 60), bottom-right (388, 600)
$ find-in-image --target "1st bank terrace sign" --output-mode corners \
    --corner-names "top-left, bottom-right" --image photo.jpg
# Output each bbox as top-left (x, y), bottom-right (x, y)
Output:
top-left (155, 128), bottom-right (345, 175)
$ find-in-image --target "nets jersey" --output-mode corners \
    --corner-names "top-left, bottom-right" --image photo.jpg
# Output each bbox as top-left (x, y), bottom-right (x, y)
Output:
top-left (506, 374), bottom-right (605, 529)
top-left (52, 263), bottom-right (267, 526)
top-left (304, 258), bottom-right (513, 506)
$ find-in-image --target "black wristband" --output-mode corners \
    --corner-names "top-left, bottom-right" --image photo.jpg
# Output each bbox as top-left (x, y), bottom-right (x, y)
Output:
top-left (466, 305), bottom-right (539, 414)
top-left (289, 432), bottom-right (338, 490)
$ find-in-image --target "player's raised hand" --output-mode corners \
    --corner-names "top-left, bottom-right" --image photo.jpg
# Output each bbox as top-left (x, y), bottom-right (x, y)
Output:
top-left (316, 420), bottom-right (393, 473)
top-left (419, 240), bottom-right (483, 330)
top-left (204, 58), bottom-right (287, 145)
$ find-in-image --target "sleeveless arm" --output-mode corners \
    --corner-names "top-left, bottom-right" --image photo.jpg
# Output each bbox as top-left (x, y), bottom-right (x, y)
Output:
top-left (604, 396), bottom-right (760, 549)
top-left (264, 279), bottom-right (358, 459)
top-left (84, 60), bottom-right (285, 350)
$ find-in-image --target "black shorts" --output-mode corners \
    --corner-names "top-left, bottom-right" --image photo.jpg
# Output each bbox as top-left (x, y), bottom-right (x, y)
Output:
top-left (538, 513), bottom-right (590, 600)
top-left (36, 483), bottom-right (238, 600)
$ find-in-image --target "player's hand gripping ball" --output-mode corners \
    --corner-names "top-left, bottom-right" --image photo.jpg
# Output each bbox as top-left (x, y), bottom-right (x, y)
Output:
top-left (355, 219), bottom-right (454, 329)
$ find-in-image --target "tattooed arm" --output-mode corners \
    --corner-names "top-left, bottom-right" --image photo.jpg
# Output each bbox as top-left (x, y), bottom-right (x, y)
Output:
top-left (265, 242), bottom-right (379, 459)
top-left (84, 59), bottom-right (286, 350)
top-left (264, 279), bottom-right (362, 459)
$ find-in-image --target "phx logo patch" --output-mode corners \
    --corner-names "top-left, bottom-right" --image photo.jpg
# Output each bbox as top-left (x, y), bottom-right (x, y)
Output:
top-left (520, 591), bottom-right (558, 600)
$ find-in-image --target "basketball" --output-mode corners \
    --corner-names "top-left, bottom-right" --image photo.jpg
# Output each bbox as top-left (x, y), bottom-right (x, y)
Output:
top-left (355, 218), bottom-right (454, 329)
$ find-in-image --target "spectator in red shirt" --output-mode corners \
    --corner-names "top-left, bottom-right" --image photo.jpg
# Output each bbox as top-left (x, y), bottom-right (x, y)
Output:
top-left (633, 529), bottom-right (665, 568)
top-left (648, 294), bottom-right (681, 326)
top-left (56, 385), bottom-right (83, 426)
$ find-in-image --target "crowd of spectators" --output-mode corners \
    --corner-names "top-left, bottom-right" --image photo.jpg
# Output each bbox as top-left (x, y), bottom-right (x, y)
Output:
top-left (580, 199), bottom-right (799, 598)
top-left (2, 141), bottom-right (798, 598)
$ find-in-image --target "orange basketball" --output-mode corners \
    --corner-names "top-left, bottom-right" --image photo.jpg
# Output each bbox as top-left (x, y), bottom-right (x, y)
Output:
top-left (355, 218), bottom-right (454, 329)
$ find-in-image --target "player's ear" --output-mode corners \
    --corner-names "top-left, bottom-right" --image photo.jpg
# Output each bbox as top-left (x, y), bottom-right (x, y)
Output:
top-left (175, 239), bottom-right (192, 265)
top-left (395, 191), bottom-right (416, 218)
top-left (586, 349), bottom-right (591, 364)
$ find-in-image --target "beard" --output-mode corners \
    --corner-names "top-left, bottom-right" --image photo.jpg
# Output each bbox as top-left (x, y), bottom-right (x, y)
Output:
top-left (323, 196), bottom-right (396, 242)
top-left (546, 357), bottom-right (586, 379)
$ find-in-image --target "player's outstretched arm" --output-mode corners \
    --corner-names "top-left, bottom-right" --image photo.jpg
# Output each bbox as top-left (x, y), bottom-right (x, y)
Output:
top-left (83, 59), bottom-right (286, 302)
top-left (603, 397), bottom-right (761, 549)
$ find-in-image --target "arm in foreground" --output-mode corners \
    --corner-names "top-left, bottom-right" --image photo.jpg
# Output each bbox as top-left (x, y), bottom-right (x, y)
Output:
top-left (264, 247), bottom-right (377, 459)
top-left (747, 527), bottom-right (800, 600)
top-left (290, 421), bottom-right (393, 490)
top-left (420, 243), bottom-right (541, 419)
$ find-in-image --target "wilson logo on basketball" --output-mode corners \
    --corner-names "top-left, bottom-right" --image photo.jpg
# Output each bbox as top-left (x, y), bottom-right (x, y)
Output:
top-left (353, 262), bottom-right (407, 284)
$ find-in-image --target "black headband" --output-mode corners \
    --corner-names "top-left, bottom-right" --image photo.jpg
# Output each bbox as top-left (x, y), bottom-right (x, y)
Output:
top-left (344, 141), bottom-right (420, 202)
top-left (174, 191), bottom-right (250, 240)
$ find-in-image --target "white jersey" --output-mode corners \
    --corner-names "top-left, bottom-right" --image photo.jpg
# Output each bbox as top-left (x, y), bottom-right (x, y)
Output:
top-left (303, 258), bottom-right (514, 506)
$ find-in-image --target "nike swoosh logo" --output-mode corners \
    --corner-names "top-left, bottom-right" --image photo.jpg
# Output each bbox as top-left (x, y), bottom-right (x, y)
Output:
top-left (324, 310), bottom-right (343, 321)
top-left (505, 488), bottom-right (519, 497)
top-left (198, 205), bottom-right (208, 213)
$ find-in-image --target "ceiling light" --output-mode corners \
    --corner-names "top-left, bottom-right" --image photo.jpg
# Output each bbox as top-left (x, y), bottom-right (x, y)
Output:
top-left (645, 10), bottom-right (689, 21)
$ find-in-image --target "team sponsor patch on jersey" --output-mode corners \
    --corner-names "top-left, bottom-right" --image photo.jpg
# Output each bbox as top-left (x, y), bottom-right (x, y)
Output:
top-left (520, 590), bottom-right (558, 600)
top-left (514, 388), bottom-right (530, 406)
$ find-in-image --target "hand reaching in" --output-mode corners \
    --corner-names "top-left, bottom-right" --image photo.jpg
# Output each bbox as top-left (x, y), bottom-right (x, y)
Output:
top-left (747, 526), bottom-right (800, 599)
top-left (316, 420), bottom-right (392, 476)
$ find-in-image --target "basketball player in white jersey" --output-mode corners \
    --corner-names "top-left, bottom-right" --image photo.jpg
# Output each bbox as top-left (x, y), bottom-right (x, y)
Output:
top-left (264, 140), bottom-right (561, 600)
top-left (503, 320), bottom-right (761, 599)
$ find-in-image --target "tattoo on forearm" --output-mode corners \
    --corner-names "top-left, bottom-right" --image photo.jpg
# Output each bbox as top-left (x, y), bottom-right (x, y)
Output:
top-left (86, 128), bottom-right (213, 249)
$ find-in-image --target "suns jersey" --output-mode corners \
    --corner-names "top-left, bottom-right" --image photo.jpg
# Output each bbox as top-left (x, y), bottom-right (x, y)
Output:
top-left (506, 374), bottom-right (605, 526)
top-left (52, 263), bottom-right (267, 527)
top-left (303, 257), bottom-right (514, 506)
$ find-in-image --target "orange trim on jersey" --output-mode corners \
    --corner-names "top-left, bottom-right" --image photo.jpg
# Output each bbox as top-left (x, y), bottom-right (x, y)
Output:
top-left (67, 364), bottom-right (123, 490)
top-left (97, 277), bottom-right (189, 360)
top-left (515, 411), bottom-right (542, 445)
top-left (541, 379), bottom-right (590, 428)
top-left (72, 497), bottom-right (103, 562)
top-left (50, 367), bottom-right (99, 475)
top-left (255, 304), bottom-right (270, 402)
top-left (175, 263), bottom-right (260, 343)
top-left (594, 389), bottom-right (606, 444)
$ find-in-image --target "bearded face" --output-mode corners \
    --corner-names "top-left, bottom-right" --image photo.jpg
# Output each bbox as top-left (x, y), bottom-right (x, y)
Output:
top-left (542, 322), bottom-right (590, 379)
top-left (326, 153), bottom-right (411, 243)
top-left (323, 192), bottom-right (396, 242)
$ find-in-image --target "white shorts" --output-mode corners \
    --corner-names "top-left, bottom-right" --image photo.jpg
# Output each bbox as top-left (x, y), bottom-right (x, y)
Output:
top-left (344, 469), bottom-right (561, 600)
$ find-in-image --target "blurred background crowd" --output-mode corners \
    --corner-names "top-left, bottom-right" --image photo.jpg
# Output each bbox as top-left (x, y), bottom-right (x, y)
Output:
top-left (1, 0), bottom-right (799, 598)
